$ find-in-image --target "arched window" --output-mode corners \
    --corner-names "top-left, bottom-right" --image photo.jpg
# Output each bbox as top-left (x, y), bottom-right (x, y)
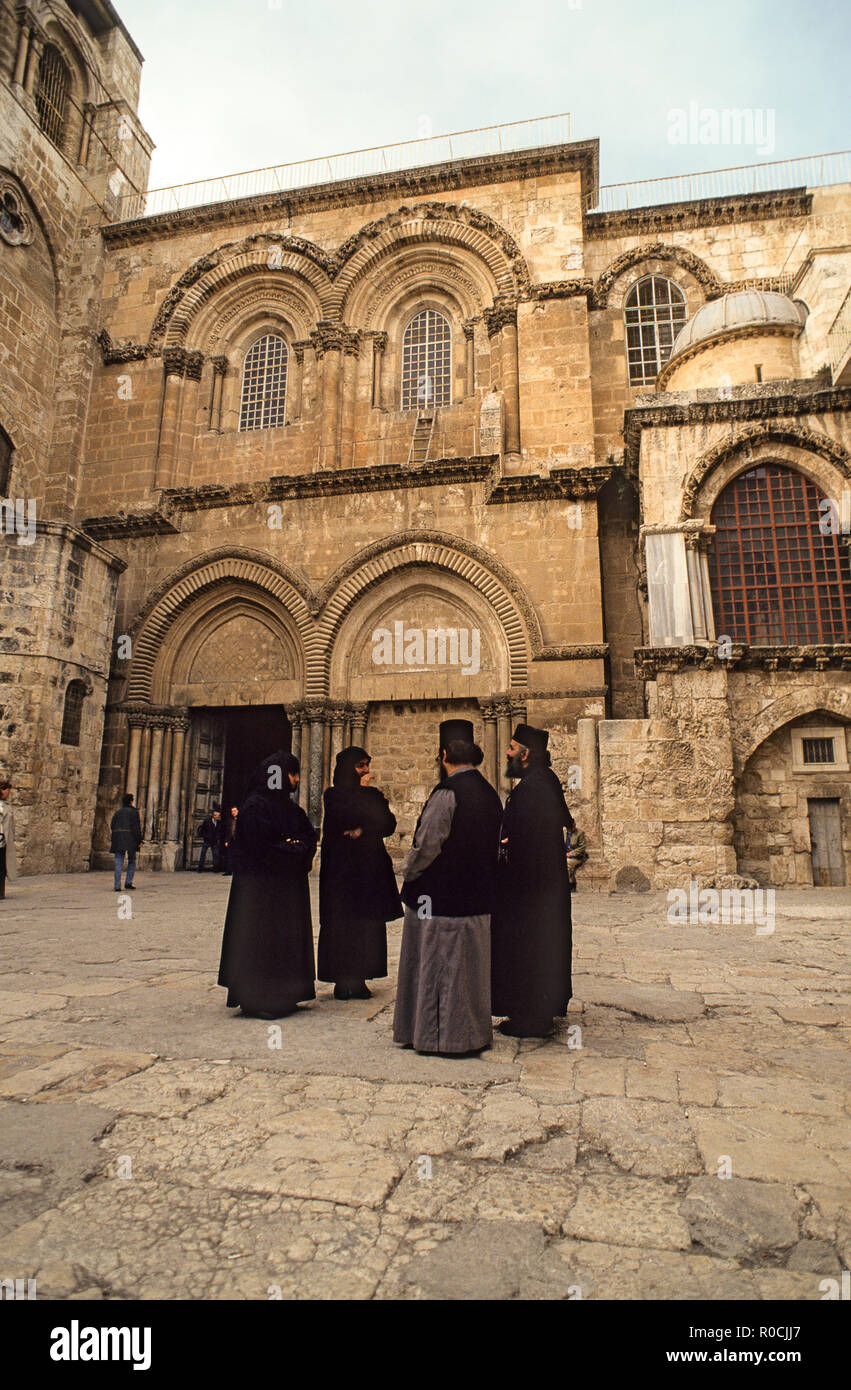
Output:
top-left (624, 276), bottom-right (687, 385)
top-left (239, 334), bottom-right (288, 431)
top-left (709, 464), bottom-right (851, 644)
top-left (401, 309), bottom-right (451, 410)
top-left (35, 44), bottom-right (70, 150)
top-left (60, 680), bottom-right (87, 746)
top-left (0, 427), bottom-right (12, 495)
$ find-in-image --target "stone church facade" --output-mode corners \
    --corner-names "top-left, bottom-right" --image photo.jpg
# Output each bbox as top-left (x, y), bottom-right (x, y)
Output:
top-left (2, 0), bottom-right (850, 887)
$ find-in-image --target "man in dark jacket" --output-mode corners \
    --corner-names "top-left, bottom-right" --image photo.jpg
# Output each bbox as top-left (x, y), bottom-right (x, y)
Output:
top-left (110, 793), bottom-right (143, 892)
top-left (393, 719), bottom-right (503, 1055)
top-left (198, 806), bottom-right (221, 872)
top-left (491, 723), bottom-right (575, 1038)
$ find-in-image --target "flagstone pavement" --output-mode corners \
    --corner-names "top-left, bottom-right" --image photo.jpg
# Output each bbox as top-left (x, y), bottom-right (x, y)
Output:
top-left (0, 872), bottom-right (848, 1301)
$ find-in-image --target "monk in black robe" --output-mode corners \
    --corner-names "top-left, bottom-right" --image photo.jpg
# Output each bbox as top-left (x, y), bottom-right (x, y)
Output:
top-left (318, 746), bottom-right (401, 1000)
top-left (218, 750), bottom-right (317, 1019)
top-left (491, 723), bottom-right (575, 1038)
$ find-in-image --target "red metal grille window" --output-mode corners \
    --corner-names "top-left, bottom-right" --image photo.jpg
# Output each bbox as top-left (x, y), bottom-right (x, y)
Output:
top-left (709, 464), bottom-right (851, 644)
top-left (35, 45), bottom-right (69, 150)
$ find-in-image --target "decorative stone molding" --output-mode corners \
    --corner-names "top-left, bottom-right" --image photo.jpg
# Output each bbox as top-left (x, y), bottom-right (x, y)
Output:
top-left (96, 329), bottom-right (148, 364)
top-left (161, 346), bottom-right (204, 379)
top-left (531, 279), bottom-right (594, 302)
top-left (585, 188), bottom-right (812, 239)
top-left (484, 301), bottom-right (518, 335)
top-left (679, 424), bottom-right (851, 520)
top-left (82, 508), bottom-right (180, 539)
top-left (624, 386), bottom-right (851, 471)
top-left (210, 355), bottom-right (228, 376)
top-left (488, 464), bottom-right (614, 503)
top-left (593, 242), bottom-right (721, 309)
top-left (371, 331), bottom-right (388, 352)
top-left (534, 644), bottom-right (609, 661)
top-left (309, 320), bottom-right (360, 356)
top-left (462, 319), bottom-right (476, 340)
top-left (635, 644), bottom-right (851, 678)
top-left (269, 456), bottom-right (496, 500)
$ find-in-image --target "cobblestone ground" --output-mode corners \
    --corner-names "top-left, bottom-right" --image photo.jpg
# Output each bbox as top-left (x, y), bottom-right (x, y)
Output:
top-left (0, 873), bottom-right (848, 1301)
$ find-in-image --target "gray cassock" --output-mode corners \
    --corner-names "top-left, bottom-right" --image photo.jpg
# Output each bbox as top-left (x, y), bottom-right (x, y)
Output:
top-left (392, 784), bottom-right (492, 1054)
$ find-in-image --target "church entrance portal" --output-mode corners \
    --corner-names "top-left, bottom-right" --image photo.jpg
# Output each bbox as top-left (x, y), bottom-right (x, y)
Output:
top-left (184, 705), bottom-right (291, 867)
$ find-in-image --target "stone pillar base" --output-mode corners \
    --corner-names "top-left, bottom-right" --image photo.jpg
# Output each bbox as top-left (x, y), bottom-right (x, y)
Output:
top-left (160, 840), bottom-right (184, 871)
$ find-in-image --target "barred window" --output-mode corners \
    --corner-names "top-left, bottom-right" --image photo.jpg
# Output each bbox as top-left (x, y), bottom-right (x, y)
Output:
top-left (624, 277), bottom-right (687, 385)
top-left (60, 680), bottom-right (86, 747)
top-left (401, 310), bottom-right (451, 409)
top-left (802, 737), bottom-right (836, 764)
top-left (35, 45), bottom-right (70, 150)
top-left (709, 464), bottom-right (851, 645)
top-left (239, 334), bottom-right (288, 431)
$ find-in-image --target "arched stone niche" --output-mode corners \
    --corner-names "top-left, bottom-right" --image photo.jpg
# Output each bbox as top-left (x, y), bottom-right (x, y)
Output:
top-left (328, 568), bottom-right (508, 701)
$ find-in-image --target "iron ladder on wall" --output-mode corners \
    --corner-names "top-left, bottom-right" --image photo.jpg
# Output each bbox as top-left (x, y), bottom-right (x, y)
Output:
top-left (407, 410), bottom-right (436, 466)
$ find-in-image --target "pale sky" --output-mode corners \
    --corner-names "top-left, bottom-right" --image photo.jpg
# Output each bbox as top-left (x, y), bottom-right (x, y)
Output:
top-left (116, 0), bottom-right (850, 195)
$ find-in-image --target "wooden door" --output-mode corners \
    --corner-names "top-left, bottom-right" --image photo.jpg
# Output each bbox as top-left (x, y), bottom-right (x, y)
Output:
top-left (184, 712), bottom-right (226, 867)
top-left (808, 799), bottom-right (846, 886)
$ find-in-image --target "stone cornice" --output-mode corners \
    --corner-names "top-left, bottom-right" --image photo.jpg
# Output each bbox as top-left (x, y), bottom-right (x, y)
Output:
top-left (534, 644), bottom-right (609, 661)
top-left (31, 520), bottom-right (127, 572)
top-left (102, 141), bottom-right (600, 246)
top-left (624, 385), bottom-right (851, 468)
top-left (82, 509), bottom-right (180, 540)
top-left (635, 644), bottom-right (851, 677)
top-left (96, 329), bottom-right (149, 365)
top-left (585, 187), bottom-right (812, 239)
top-left (487, 464), bottom-right (614, 503)
top-left (531, 279), bottom-right (594, 303)
top-left (270, 457), bottom-right (496, 499)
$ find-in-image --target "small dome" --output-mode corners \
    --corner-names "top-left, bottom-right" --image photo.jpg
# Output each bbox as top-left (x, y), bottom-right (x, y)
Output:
top-left (668, 290), bottom-right (805, 362)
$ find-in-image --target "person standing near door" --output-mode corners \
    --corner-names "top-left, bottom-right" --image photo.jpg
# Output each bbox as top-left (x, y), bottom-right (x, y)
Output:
top-left (218, 751), bottom-right (317, 1019)
top-left (198, 806), bottom-right (221, 872)
top-left (318, 746), bottom-right (401, 1000)
top-left (0, 777), bottom-right (17, 899)
top-left (110, 792), bottom-right (143, 893)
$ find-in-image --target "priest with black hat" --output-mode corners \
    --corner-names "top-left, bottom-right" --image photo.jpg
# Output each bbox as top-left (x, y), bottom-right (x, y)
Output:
top-left (393, 718), bottom-right (504, 1055)
top-left (491, 723), bottom-right (576, 1038)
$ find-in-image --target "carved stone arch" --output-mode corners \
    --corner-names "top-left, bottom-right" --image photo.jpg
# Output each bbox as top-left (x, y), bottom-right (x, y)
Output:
top-left (681, 427), bottom-right (851, 522)
top-left (186, 272), bottom-right (317, 353)
top-left (331, 202), bottom-right (531, 318)
top-left (593, 242), bottom-right (722, 309)
top-left (347, 242), bottom-right (493, 331)
top-left (735, 691), bottom-right (851, 774)
top-left (125, 549), bottom-right (318, 702)
top-left (312, 531), bottom-right (543, 697)
top-left (32, 0), bottom-right (103, 93)
top-left (147, 234), bottom-right (335, 349)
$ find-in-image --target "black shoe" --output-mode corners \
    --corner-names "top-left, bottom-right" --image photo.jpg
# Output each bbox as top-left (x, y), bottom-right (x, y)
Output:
top-left (498, 1019), bottom-right (553, 1039)
top-left (126, 884), bottom-right (136, 890)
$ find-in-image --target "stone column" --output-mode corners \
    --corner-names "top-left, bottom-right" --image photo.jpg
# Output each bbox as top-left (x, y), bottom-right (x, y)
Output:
top-left (23, 25), bottom-right (42, 97)
top-left (78, 102), bottom-right (94, 165)
top-left (165, 716), bottom-right (189, 843)
top-left (209, 356), bottom-right (228, 431)
top-left (136, 723), bottom-right (152, 830)
top-left (329, 709), bottom-right (346, 776)
top-left (145, 723), bottom-right (165, 841)
top-left (340, 338), bottom-right (360, 469)
top-left (576, 717), bottom-right (599, 822)
top-left (290, 704), bottom-right (304, 766)
top-left (350, 703), bottom-right (368, 748)
top-left (479, 698), bottom-right (499, 788)
top-left (371, 332), bottom-right (388, 409)
top-left (296, 713), bottom-right (309, 810)
top-left (290, 344), bottom-right (306, 420)
top-left (486, 303), bottom-right (521, 459)
top-left (13, 18), bottom-right (31, 87)
top-left (494, 696), bottom-right (513, 781)
top-left (313, 323), bottom-right (348, 470)
top-left (463, 320), bottom-right (476, 396)
top-left (305, 703), bottom-right (328, 826)
top-left (156, 348), bottom-right (189, 489)
top-left (124, 719), bottom-right (143, 801)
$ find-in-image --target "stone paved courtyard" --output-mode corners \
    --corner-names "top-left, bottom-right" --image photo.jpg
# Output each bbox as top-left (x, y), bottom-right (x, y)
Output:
top-left (0, 872), bottom-right (848, 1301)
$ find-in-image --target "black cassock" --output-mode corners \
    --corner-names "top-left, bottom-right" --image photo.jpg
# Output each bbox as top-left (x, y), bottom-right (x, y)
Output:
top-left (491, 765), bottom-right (575, 1022)
top-left (218, 755), bottom-right (318, 1013)
top-left (318, 784), bottom-right (402, 982)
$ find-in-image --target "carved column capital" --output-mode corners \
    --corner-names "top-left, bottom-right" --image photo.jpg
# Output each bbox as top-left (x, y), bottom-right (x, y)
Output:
top-left (210, 355), bottom-right (229, 377)
top-left (462, 319), bottom-right (477, 341)
top-left (162, 346), bottom-right (189, 378)
top-left (484, 302), bottom-right (518, 336)
top-left (372, 331), bottom-right (388, 353)
top-left (310, 321), bottom-right (359, 357)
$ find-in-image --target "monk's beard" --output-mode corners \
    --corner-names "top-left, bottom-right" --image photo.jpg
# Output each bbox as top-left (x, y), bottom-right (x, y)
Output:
top-left (506, 753), bottom-right (526, 778)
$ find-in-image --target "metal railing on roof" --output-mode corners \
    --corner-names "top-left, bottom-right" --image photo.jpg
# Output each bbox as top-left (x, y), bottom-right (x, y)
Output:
top-left (585, 150), bottom-right (851, 214)
top-left (114, 113), bottom-right (574, 222)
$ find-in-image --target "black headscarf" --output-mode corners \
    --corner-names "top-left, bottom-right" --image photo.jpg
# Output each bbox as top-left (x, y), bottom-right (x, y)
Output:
top-left (244, 750), bottom-right (300, 799)
top-left (332, 746), bottom-right (369, 789)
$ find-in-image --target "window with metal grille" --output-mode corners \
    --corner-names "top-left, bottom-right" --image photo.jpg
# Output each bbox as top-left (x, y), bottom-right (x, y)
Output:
top-left (239, 334), bottom-right (288, 431)
top-left (60, 680), bottom-right (86, 747)
top-left (709, 464), bottom-right (851, 645)
top-left (35, 45), bottom-right (70, 150)
top-left (624, 277), bottom-right (688, 386)
top-left (802, 737), bottom-right (836, 764)
top-left (401, 309), bottom-right (451, 409)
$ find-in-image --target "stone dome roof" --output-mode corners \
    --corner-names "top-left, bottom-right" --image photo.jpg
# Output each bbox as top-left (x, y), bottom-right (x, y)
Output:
top-left (668, 290), bottom-right (805, 362)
